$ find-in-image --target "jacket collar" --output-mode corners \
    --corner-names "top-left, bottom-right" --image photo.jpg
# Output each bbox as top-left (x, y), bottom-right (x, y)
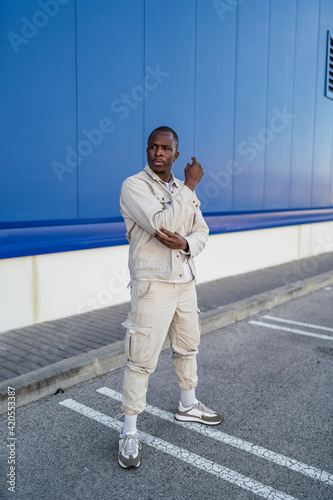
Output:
top-left (144, 164), bottom-right (181, 188)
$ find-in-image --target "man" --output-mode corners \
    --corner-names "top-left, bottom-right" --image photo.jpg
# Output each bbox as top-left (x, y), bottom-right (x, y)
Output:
top-left (118, 126), bottom-right (223, 469)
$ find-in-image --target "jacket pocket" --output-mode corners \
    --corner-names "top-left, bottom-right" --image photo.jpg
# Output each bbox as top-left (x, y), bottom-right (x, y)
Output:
top-left (136, 239), bottom-right (172, 273)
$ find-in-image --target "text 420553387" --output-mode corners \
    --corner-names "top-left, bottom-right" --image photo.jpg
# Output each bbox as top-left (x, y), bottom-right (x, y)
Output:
top-left (7, 386), bottom-right (16, 494)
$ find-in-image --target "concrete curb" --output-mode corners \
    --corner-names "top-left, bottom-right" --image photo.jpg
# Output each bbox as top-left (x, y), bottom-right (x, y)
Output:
top-left (1, 270), bottom-right (333, 414)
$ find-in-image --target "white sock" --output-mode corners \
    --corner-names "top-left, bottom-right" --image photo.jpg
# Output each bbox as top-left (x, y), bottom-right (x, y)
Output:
top-left (181, 389), bottom-right (196, 408)
top-left (123, 414), bottom-right (138, 435)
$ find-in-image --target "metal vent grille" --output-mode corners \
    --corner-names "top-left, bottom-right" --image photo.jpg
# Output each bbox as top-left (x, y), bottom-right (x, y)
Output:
top-left (326, 31), bottom-right (333, 99)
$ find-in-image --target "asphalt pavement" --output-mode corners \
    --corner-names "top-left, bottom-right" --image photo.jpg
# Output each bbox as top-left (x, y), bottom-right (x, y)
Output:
top-left (0, 252), bottom-right (333, 414)
top-left (1, 288), bottom-right (332, 499)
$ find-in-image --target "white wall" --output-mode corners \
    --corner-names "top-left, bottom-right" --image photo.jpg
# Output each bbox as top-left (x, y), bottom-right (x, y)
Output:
top-left (1, 221), bottom-right (333, 333)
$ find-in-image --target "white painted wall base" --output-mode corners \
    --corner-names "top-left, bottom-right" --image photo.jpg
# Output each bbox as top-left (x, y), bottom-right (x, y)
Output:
top-left (1, 221), bottom-right (333, 334)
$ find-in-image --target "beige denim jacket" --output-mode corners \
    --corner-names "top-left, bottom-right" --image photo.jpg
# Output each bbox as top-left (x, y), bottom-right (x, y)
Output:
top-left (120, 164), bottom-right (209, 281)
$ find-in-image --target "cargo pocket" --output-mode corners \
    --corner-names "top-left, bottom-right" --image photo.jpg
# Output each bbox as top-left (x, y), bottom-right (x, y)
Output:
top-left (122, 320), bottom-right (152, 364)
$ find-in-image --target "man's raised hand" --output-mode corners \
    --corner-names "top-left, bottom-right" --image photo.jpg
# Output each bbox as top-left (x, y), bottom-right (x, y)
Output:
top-left (184, 157), bottom-right (204, 191)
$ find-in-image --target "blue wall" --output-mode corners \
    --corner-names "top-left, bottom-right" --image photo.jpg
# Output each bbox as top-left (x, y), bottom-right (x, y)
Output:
top-left (1, 0), bottom-right (333, 254)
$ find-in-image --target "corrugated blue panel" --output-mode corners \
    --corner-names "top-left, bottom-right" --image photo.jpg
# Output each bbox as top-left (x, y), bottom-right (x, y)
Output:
top-left (232, 0), bottom-right (270, 211)
top-left (264, 0), bottom-right (296, 209)
top-left (290, 0), bottom-right (319, 208)
top-left (194, 0), bottom-right (237, 213)
top-left (0, 0), bottom-right (77, 222)
top-left (76, 0), bottom-right (144, 219)
top-left (312, 0), bottom-right (333, 206)
top-left (144, 0), bottom-right (196, 180)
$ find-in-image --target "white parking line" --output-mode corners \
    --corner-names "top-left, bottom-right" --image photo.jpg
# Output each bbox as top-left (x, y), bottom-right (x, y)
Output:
top-left (97, 387), bottom-right (333, 486)
top-left (263, 315), bottom-right (333, 333)
top-left (249, 320), bottom-right (333, 341)
top-left (59, 398), bottom-right (298, 500)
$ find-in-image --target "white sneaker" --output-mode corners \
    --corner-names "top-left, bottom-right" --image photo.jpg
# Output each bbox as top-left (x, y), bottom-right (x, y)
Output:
top-left (118, 432), bottom-right (141, 469)
top-left (175, 399), bottom-right (223, 425)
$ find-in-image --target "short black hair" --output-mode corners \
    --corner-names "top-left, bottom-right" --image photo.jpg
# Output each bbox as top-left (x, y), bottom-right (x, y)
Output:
top-left (148, 126), bottom-right (179, 150)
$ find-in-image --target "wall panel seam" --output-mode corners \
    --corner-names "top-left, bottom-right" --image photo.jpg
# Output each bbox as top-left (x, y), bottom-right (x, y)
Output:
top-left (263, 0), bottom-right (272, 209)
top-left (75, 0), bottom-right (79, 219)
top-left (231, 1), bottom-right (239, 211)
top-left (288, 0), bottom-right (299, 208)
top-left (310, 0), bottom-right (322, 207)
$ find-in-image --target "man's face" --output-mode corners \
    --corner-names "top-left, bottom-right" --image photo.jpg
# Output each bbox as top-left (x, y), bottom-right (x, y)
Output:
top-left (146, 131), bottom-right (179, 181)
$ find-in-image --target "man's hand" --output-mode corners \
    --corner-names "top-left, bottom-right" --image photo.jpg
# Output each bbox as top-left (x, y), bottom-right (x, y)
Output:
top-left (184, 157), bottom-right (204, 191)
top-left (153, 227), bottom-right (189, 251)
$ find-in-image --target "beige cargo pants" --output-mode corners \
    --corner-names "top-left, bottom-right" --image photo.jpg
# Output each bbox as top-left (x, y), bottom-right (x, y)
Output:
top-left (121, 279), bottom-right (201, 415)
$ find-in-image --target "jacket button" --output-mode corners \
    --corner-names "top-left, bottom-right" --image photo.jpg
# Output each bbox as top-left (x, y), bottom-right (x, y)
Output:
top-left (176, 254), bottom-right (179, 258)
top-left (179, 274), bottom-right (182, 277)
top-left (162, 197), bottom-right (165, 201)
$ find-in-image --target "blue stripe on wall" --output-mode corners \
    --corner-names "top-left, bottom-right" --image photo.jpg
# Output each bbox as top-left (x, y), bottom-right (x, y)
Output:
top-left (1, 209), bottom-right (333, 260)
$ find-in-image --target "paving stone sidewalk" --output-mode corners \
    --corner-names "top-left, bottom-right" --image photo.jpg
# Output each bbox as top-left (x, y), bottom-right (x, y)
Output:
top-left (1, 252), bottom-right (333, 383)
